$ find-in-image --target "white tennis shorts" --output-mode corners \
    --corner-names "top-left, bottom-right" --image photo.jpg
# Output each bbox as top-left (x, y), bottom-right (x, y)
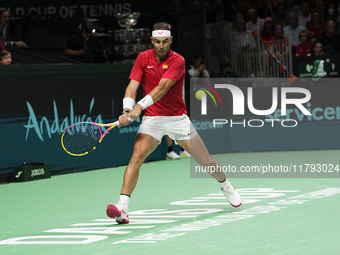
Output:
top-left (137, 114), bottom-right (197, 143)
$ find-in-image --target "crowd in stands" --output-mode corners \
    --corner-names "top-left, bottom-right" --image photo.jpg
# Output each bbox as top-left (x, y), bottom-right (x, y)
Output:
top-left (191, 0), bottom-right (340, 58)
top-left (2, 1), bottom-right (340, 67)
top-left (183, 0), bottom-right (340, 78)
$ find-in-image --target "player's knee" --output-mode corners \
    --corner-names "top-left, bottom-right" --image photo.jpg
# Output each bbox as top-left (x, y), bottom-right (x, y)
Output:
top-left (131, 148), bottom-right (148, 163)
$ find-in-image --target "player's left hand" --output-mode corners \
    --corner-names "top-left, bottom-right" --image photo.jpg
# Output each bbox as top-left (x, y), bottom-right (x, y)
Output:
top-left (128, 104), bottom-right (143, 122)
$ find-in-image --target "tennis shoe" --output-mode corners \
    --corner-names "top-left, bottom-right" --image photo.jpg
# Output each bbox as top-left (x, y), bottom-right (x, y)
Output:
top-left (106, 201), bottom-right (129, 224)
top-left (221, 181), bottom-right (242, 207)
top-left (166, 151), bottom-right (181, 160)
top-left (180, 150), bottom-right (192, 158)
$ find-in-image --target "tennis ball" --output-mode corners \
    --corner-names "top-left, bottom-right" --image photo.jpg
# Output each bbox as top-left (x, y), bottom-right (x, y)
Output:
top-left (195, 90), bottom-right (206, 100)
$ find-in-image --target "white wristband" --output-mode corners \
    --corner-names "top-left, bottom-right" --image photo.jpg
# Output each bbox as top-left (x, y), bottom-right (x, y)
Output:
top-left (137, 95), bottom-right (154, 110)
top-left (123, 97), bottom-right (135, 111)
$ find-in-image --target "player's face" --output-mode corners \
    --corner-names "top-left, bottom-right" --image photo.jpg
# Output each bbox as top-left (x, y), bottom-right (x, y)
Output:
top-left (152, 37), bottom-right (172, 60)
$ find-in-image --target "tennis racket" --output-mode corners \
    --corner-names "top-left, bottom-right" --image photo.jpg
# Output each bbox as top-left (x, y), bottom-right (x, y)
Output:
top-left (61, 118), bottom-right (132, 156)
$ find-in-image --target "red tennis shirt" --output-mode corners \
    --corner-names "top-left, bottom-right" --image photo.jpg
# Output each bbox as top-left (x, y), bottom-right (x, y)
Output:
top-left (129, 49), bottom-right (187, 116)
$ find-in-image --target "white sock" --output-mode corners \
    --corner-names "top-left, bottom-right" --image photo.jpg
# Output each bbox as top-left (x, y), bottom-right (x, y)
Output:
top-left (218, 178), bottom-right (229, 190)
top-left (119, 194), bottom-right (130, 208)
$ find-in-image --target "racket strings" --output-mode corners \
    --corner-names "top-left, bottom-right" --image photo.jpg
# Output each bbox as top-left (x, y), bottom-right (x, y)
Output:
top-left (62, 124), bottom-right (102, 155)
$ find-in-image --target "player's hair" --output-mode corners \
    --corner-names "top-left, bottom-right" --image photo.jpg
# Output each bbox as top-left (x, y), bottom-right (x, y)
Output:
top-left (0, 50), bottom-right (11, 61)
top-left (153, 22), bottom-right (171, 31)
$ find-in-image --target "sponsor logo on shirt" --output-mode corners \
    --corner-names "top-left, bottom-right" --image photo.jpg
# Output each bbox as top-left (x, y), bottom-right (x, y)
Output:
top-left (163, 65), bottom-right (168, 69)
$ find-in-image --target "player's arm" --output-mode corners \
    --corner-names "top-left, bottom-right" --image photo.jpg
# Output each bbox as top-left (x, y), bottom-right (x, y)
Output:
top-left (149, 78), bottom-right (176, 102)
top-left (124, 79), bottom-right (140, 109)
top-left (128, 78), bottom-right (175, 121)
top-left (120, 79), bottom-right (141, 126)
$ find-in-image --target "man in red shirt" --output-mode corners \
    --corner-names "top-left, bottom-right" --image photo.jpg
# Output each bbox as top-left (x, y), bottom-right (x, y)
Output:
top-left (106, 22), bottom-right (242, 224)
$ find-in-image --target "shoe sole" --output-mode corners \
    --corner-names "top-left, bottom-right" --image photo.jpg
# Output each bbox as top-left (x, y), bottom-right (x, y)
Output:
top-left (166, 157), bottom-right (180, 160)
top-left (106, 204), bottom-right (121, 218)
top-left (230, 202), bottom-right (242, 207)
top-left (106, 204), bottom-right (130, 224)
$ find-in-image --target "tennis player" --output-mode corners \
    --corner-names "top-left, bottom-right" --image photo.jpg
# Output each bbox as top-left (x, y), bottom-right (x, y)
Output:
top-left (107, 22), bottom-right (242, 224)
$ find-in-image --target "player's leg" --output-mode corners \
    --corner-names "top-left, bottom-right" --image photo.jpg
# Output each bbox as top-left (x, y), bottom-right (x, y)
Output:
top-left (107, 133), bottom-right (159, 223)
top-left (177, 133), bottom-right (242, 207)
top-left (121, 133), bottom-right (159, 195)
top-left (177, 135), bottom-right (225, 181)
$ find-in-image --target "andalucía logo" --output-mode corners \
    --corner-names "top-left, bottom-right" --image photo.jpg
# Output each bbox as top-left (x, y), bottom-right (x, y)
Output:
top-left (195, 82), bottom-right (222, 115)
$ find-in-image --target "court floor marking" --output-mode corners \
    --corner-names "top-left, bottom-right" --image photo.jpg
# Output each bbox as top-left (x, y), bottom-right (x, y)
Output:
top-left (1, 187), bottom-right (339, 246)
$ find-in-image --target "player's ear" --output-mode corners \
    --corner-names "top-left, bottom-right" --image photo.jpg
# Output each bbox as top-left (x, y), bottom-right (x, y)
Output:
top-left (170, 36), bottom-right (173, 44)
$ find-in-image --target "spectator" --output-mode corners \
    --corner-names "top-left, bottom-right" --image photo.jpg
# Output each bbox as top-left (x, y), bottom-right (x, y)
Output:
top-left (165, 136), bottom-right (181, 159)
top-left (234, 0), bottom-right (257, 22)
top-left (298, 2), bottom-right (311, 27)
top-left (210, 0), bottom-right (227, 23)
top-left (337, 2), bottom-right (340, 33)
top-left (0, 10), bottom-right (28, 49)
top-left (187, 55), bottom-right (210, 78)
top-left (268, 24), bottom-right (289, 72)
top-left (324, 3), bottom-right (337, 22)
top-left (205, 0), bottom-right (234, 23)
top-left (260, 17), bottom-right (275, 41)
top-left (0, 25), bottom-right (6, 52)
top-left (269, 24), bottom-right (289, 54)
top-left (307, 40), bottom-right (326, 56)
top-left (0, 50), bottom-right (11, 65)
top-left (295, 29), bottom-right (313, 56)
top-left (246, 9), bottom-right (264, 32)
top-left (232, 17), bottom-right (256, 77)
top-left (233, 16), bottom-right (246, 32)
top-left (315, 0), bottom-right (325, 15)
top-left (307, 11), bottom-right (326, 40)
top-left (232, 17), bottom-right (255, 47)
top-left (320, 20), bottom-right (340, 54)
top-left (166, 135), bottom-right (191, 159)
top-left (65, 18), bottom-right (90, 62)
top-left (285, 0), bottom-right (300, 16)
top-left (284, 12), bottom-right (306, 53)
top-left (272, 3), bottom-right (289, 27)
top-left (214, 58), bottom-right (237, 82)
top-left (257, 0), bottom-right (273, 19)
